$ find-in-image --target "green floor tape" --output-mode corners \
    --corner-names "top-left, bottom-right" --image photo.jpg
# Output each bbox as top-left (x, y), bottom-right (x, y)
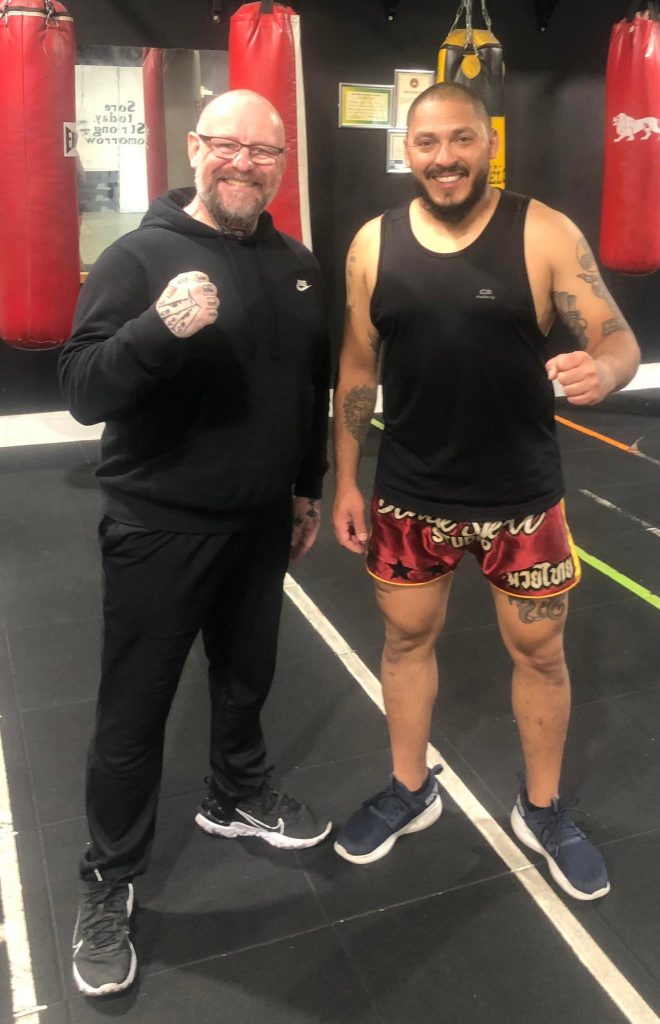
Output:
top-left (576, 547), bottom-right (660, 611)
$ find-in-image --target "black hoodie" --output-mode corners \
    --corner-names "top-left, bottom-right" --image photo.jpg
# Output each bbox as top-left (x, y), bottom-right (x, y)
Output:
top-left (59, 189), bottom-right (330, 533)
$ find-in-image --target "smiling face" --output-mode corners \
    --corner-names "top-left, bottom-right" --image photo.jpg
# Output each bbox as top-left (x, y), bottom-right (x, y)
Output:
top-left (188, 91), bottom-right (285, 236)
top-left (405, 96), bottom-right (497, 224)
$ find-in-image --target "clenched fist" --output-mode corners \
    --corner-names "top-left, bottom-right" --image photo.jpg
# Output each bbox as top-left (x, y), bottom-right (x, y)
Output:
top-left (156, 272), bottom-right (219, 338)
top-left (545, 350), bottom-right (615, 406)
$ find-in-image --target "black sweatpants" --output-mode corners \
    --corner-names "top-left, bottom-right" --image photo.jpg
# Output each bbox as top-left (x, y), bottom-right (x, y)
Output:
top-left (81, 508), bottom-right (292, 882)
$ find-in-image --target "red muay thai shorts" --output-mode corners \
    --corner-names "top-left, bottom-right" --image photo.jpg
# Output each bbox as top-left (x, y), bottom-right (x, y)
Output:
top-left (366, 496), bottom-right (581, 599)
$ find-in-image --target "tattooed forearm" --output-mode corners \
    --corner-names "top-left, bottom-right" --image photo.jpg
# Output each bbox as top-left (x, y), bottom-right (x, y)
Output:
top-left (508, 595), bottom-right (566, 624)
top-left (552, 291), bottom-right (589, 349)
top-left (343, 385), bottom-right (377, 446)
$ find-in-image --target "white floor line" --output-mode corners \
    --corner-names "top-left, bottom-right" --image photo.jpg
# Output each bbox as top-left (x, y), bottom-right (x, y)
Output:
top-left (283, 573), bottom-right (660, 1024)
top-left (0, 717), bottom-right (42, 1024)
top-left (0, 411), bottom-right (102, 449)
top-left (580, 489), bottom-right (660, 538)
top-left (0, 363), bottom-right (659, 450)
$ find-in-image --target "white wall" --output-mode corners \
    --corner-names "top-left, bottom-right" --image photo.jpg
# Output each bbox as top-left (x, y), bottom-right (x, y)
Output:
top-left (76, 65), bottom-right (149, 213)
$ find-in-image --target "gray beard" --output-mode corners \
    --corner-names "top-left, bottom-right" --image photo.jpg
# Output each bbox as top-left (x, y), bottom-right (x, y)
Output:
top-left (413, 166), bottom-right (489, 225)
top-left (201, 194), bottom-right (259, 238)
top-left (196, 169), bottom-right (269, 238)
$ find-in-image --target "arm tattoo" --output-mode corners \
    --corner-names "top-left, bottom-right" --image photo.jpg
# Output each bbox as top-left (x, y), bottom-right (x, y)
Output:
top-left (508, 595), bottom-right (566, 624)
top-left (577, 272), bottom-right (606, 300)
top-left (343, 385), bottom-right (377, 446)
top-left (577, 236), bottom-right (628, 331)
top-left (343, 242), bottom-right (359, 331)
top-left (552, 291), bottom-right (589, 349)
top-left (345, 241), bottom-right (358, 291)
top-left (368, 328), bottom-right (381, 355)
top-left (293, 498), bottom-right (319, 526)
top-left (157, 290), bottom-right (201, 336)
top-left (602, 317), bottom-right (626, 337)
top-left (577, 236), bottom-right (596, 272)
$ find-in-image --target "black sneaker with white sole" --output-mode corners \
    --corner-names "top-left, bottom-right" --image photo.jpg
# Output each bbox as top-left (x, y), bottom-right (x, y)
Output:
top-left (72, 878), bottom-right (137, 996)
top-left (334, 766), bottom-right (443, 864)
top-left (195, 776), bottom-right (332, 849)
top-left (510, 785), bottom-right (610, 901)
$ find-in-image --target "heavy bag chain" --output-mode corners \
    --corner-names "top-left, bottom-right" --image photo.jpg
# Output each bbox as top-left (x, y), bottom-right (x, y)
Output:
top-left (627, 0), bottom-right (660, 20)
top-left (449, 0), bottom-right (493, 53)
top-left (0, 0), bottom-right (61, 25)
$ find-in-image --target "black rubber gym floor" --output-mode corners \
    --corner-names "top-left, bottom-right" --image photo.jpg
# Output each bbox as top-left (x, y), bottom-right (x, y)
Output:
top-left (1, 390), bottom-right (659, 1024)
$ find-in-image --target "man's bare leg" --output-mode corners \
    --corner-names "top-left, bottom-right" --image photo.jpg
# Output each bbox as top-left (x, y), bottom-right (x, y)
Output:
top-left (491, 587), bottom-right (570, 806)
top-left (375, 574), bottom-right (453, 791)
top-left (333, 574), bottom-right (451, 863)
top-left (492, 585), bottom-right (609, 899)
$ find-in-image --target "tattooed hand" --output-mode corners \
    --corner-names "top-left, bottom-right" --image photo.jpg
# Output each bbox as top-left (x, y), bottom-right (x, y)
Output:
top-left (545, 350), bottom-right (614, 406)
top-left (156, 272), bottom-right (219, 338)
top-left (290, 496), bottom-right (321, 561)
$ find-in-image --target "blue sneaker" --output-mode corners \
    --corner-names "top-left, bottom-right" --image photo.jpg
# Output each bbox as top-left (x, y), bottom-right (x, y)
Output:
top-left (511, 787), bottom-right (610, 901)
top-left (334, 767), bottom-right (443, 864)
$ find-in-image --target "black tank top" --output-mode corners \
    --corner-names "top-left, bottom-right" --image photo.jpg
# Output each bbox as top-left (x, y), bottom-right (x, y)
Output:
top-left (371, 191), bottom-right (564, 520)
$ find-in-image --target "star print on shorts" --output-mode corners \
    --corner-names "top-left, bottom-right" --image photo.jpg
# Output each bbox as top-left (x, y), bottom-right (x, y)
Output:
top-left (366, 495), bottom-right (581, 597)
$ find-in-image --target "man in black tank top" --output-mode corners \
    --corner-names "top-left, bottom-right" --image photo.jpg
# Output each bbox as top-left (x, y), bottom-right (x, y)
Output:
top-left (332, 83), bottom-right (640, 900)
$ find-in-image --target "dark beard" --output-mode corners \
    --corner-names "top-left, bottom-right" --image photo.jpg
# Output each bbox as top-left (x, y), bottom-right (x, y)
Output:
top-left (413, 165), bottom-right (489, 224)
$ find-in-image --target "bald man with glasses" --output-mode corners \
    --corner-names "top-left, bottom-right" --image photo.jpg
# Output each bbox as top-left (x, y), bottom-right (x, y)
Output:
top-left (60, 90), bottom-right (331, 997)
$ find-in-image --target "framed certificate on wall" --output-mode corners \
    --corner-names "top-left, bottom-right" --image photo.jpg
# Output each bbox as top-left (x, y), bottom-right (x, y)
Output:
top-left (338, 83), bottom-right (394, 129)
top-left (386, 130), bottom-right (410, 173)
top-left (393, 69), bottom-right (435, 128)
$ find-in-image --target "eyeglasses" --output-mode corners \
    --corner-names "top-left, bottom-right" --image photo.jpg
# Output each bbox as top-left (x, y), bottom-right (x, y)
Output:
top-left (197, 135), bottom-right (285, 165)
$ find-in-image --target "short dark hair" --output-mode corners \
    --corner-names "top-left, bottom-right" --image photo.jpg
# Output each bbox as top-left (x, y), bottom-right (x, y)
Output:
top-left (407, 82), bottom-right (491, 130)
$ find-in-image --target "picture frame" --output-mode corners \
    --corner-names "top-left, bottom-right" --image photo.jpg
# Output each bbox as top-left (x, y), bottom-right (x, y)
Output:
top-left (338, 83), bottom-right (394, 129)
top-left (386, 129), bottom-right (410, 174)
top-left (393, 69), bottom-right (435, 129)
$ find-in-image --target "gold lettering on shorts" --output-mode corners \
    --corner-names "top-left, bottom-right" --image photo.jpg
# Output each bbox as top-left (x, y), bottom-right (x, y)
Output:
top-left (377, 503), bottom-right (548, 554)
top-left (505, 557), bottom-right (574, 592)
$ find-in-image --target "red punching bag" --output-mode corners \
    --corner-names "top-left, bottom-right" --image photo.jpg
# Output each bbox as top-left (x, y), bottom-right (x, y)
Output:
top-left (143, 49), bottom-right (168, 203)
top-left (229, 1), bottom-right (311, 246)
top-left (0, 0), bottom-right (80, 348)
top-left (600, 1), bottom-right (660, 274)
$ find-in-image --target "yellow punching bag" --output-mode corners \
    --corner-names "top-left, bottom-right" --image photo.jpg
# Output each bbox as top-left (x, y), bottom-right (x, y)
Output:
top-left (436, 0), bottom-right (506, 188)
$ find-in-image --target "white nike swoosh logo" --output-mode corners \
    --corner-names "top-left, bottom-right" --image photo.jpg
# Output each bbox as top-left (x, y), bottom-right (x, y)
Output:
top-left (296, 281), bottom-right (312, 291)
top-left (237, 809), bottom-right (285, 832)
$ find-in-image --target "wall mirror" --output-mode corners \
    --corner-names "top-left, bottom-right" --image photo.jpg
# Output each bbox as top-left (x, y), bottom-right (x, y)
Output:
top-left (76, 45), bottom-right (228, 268)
